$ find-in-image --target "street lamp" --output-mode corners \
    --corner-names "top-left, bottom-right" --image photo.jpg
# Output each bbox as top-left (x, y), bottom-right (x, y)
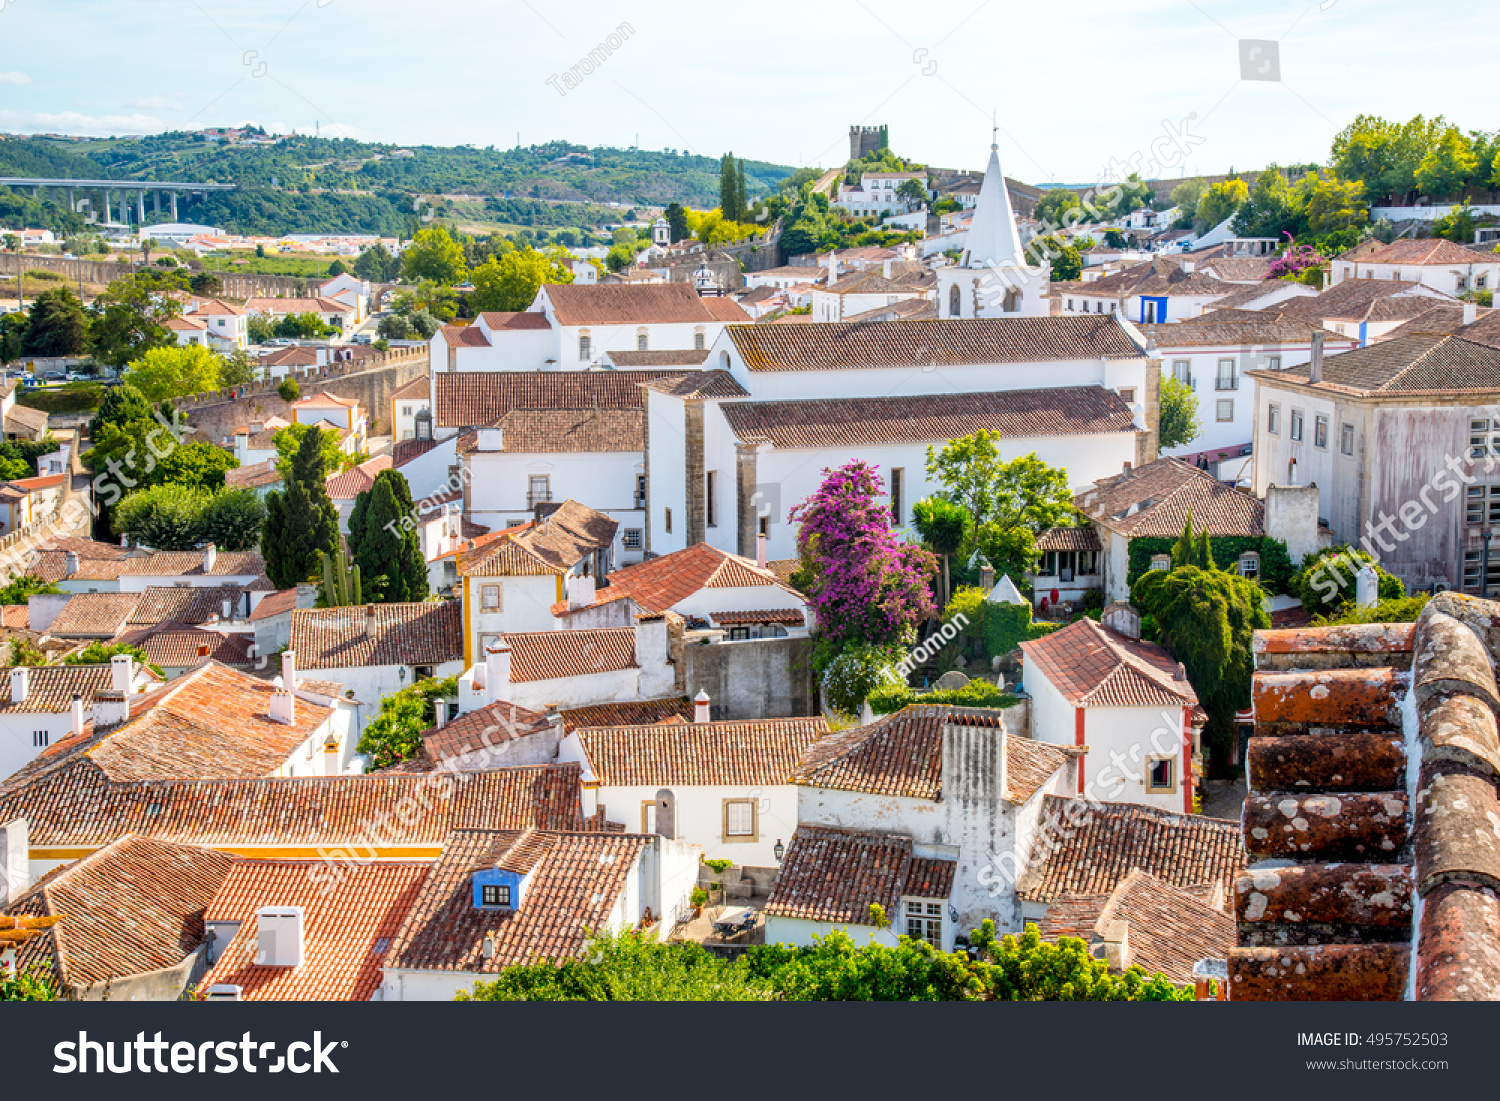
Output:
top-left (773, 839), bottom-right (784, 862)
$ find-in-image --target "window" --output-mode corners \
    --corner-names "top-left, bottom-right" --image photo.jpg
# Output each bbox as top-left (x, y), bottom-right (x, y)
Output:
top-left (1216, 399), bottom-right (1234, 422)
top-left (636, 330), bottom-right (649, 352)
top-left (1216, 358), bottom-right (1237, 390)
top-left (1480, 276), bottom-right (1489, 290)
top-left (705, 471), bottom-right (717, 527)
top-left (758, 514), bottom-right (769, 537)
top-left (32, 730), bottom-right (47, 748)
top-left (664, 507), bottom-right (672, 534)
top-left (1264, 355), bottom-right (1281, 370)
top-left (694, 330), bottom-right (705, 350)
top-left (480, 884), bottom-right (512, 908)
top-left (1340, 422), bottom-right (1355, 456)
top-left (1267, 403), bottom-right (1280, 435)
top-left (1119, 387), bottom-right (1135, 404)
top-left (1172, 359), bottom-right (1192, 389)
top-left (948, 283), bottom-right (961, 318)
top-left (724, 799), bottom-right (756, 840)
top-left (622, 528), bottom-right (643, 550)
top-left (634, 473), bottom-right (647, 509)
top-left (481, 584), bottom-right (501, 610)
top-left (528, 475), bottom-right (550, 508)
top-left (1470, 419), bottom-right (1499, 461)
top-left (905, 899), bottom-right (943, 947)
top-left (1143, 300), bottom-right (1158, 323)
top-left (1238, 552), bottom-right (1260, 579)
top-left (1289, 409), bottom-right (1304, 441)
top-left (1067, 298), bottom-right (1075, 310)
top-left (1146, 757), bottom-right (1176, 793)
top-left (1150, 554), bottom-right (1171, 571)
top-left (401, 405), bottom-right (413, 416)
top-left (401, 429), bottom-right (413, 440)
top-left (578, 334), bottom-right (591, 360)
top-left (1464, 546), bottom-right (1500, 594)
top-left (1465, 485), bottom-right (1500, 527)
top-left (890, 468), bottom-right (904, 526)
top-left (1314, 414), bottom-right (1328, 449)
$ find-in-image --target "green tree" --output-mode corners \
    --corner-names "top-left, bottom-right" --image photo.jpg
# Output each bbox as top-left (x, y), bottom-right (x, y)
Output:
top-left (218, 348), bottom-right (259, 387)
top-left (273, 422), bottom-right (353, 478)
top-left (1304, 174), bottom-right (1369, 235)
top-left (1158, 374), bottom-right (1200, 450)
top-left (355, 675), bottom-right (458, 769)
top-left (1047, 239), bottom-right (1082, 281)
top-left (63, 640), bottom-right (162, 677)
top-left (1034, 188), bottom-right (1084, 227)
top-left (896, 178), bottom-right (928, 209)
top-left (1415, 125), bottom-right (1478, 198)
top-left (1131, 563), bottom-right (1270, 775)
top-left (604, 243), bottom-right (636, 273)
top-left (89, 273), bottom-right (182, 369)
top-left (664, 202), bottom-right (691, 243)
top-left (0, 573), bottom-right (61, 604)
top-left (469, 246), bottom-right (573, 312)
top-left (153, 439), bottom-right (239, 491)
top-left (349, 470), bottom-right (427, 602)
top-left (1194, 179), bottom-right (1249, 233)
top-left (975, 922), bottom-right (1190, 1001)
top-left (262, 425), bottom-right (339, 588)
top-left (21, 286), bottom-right (89, 357)
top-left (0, 312), bottom-right (27, 365)
top-left (401, 226), bottom-right (467, 284)
top-left (1288, 545), bottom-right (1405, 617)
top-left (188, 271), bottom-right (223, 297)
top-left (354, 243), bottom-right (400, 281)
top-left (328, 259), bottom-right (348, 277)
top-left (122, 344), bottom-right (221, 402)
top-left (273, 312), bottom-right (335, 339)
top-left (925, 433), bottom-right (1073, 550)
top-left (911, 496), bottom-right (967, 609)
top-left (1169, 178), bottom-right (1206, 216)
top-left (199, 488), bottom-right (267, 550)
top-left (112, 482), bottom-right (213, 549)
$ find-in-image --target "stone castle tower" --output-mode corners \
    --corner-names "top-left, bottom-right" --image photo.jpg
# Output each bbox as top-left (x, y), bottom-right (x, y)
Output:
top-left (849, 125), bottom-right (888, 161)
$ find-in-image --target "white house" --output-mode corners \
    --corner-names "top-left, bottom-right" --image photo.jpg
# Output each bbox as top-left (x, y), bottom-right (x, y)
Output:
top-left (181, 298), bottom-right (249, 352)
top-left (1019, 615), bottom-right (1199, 813)
top-left (318, 272), bottom-right (370, 323)
top-left (291, 391), bottom-right (366, 451)
top-left (1330, 238), bottom-right (1500, 299)
top-left (810, 264), bottom-right (929, 324)
top-left (558, 710), bottom-right (830, 867)
top-left (835, 171), bottom-right (927, 217)
top-left (290, 601), bottom-right (464, 705)
top-left (0, 659), bottom-right (160, 782)
top-left (1268, 278), bottom-right (1455, 346)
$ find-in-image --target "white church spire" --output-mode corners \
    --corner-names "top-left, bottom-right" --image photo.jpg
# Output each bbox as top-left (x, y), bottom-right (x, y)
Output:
top-left (960, 134), bottom-right (1026, 271)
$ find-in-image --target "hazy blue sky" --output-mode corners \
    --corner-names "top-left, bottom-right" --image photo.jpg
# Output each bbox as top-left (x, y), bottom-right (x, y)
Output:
top-left (0, 0), bottom-right (1492, 184)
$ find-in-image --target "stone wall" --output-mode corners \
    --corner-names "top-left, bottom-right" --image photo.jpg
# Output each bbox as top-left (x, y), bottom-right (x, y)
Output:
top-left (0, 252), bottom-right (315, 298)
top-left (681, 635), bottom-right (815, 720)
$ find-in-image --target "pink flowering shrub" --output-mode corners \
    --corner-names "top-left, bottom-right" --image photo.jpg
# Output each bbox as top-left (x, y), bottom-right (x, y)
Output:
top-left (1265, 243), bottom-right (1324, 280)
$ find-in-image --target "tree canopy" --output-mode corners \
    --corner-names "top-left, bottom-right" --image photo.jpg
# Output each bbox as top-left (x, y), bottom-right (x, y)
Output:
top-left (1158, 374), bottom-right (1201, 451)
top-left (262, 425), bottom-right (340, 587)
top-left (469, 246), bottom-right (573, 313)
top-left (348, 469), bottom-right (427, 602)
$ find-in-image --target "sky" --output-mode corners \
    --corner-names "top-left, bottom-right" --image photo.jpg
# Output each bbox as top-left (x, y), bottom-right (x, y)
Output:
top-left (0, 0), bottom-right (1495, 186)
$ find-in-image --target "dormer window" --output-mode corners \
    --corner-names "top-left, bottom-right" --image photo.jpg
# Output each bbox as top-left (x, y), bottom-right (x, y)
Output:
top-left (481, 884), bottom-right (511, 908)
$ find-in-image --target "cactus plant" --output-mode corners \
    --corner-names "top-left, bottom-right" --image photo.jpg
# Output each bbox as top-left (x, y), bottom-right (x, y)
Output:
top-left (319, 544), bottom-right (363, 607)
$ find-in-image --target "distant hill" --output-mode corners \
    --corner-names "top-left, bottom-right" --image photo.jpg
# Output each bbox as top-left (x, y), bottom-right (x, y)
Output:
top-left (0, 133), bottom-right (797, 237)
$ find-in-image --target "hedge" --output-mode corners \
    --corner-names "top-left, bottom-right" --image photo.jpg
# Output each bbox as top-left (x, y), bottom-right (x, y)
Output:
top-left (1125, 535), bottom-right (1296, 594)
top-left (868, 680), bottom-right (1019, 715)
top-left (983, 601), bottom-right (1058, 657)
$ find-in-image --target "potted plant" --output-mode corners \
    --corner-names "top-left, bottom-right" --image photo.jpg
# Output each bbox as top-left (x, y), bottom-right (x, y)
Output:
top-left (690, 887), bottom-right (707, 917)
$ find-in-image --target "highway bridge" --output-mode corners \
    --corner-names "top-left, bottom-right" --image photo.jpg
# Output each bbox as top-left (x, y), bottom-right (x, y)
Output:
top-left (0, 177), bottom-right (237, 225)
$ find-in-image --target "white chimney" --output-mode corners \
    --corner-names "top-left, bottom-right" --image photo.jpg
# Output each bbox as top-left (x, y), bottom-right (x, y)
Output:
top-left (1309, 330), bottom-right (1325, 383)
top-left (567, 572), bottom-right (597, 610)
top-left (693, 689), bottom-right (711, 724)
top-left (69, 694), bottom-right (84, 739)
top-left (365, 604), bottom-right (379, 640)
top-left (1182, 260), bottom-right (1195, 275)
top-left (634, 614), bottom-right (669, 671)
top-left (756, 532), bottom-right (767, 570)
top-left (222, 598), bottom-right (233, 621)
top-left (203, 543), bottom-right (218, 573)
top-left (255, 906), bottom-right (304, 967)
top-left (882, 258), bottom-right (893, 280)
top-left (1464, 301), bottom-right (1478, 326)
top-left (485, 644), bottom-right (512, 697)
top-left (65, 550), bottom-right (78, 578)
top-left (9, 667), bottom-right (28, 705)
top-left (0, 817), bottom-right (28, 907)
top-left (110, 653), bottom-right (133, 693)
top-left (826, 253), bottom-right (838, 287)
top-left (268, 687), bottom-right (296, 725)
top-left (281, 650), bottom-right (297, 689)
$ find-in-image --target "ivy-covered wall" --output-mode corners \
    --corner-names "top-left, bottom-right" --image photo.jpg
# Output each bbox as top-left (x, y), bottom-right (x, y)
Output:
top-left (1125, 535), bottom-right (1296, 594)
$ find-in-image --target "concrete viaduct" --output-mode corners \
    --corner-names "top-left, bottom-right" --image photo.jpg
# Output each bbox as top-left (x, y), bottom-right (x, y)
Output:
top-left (0, 177), bottom-right (237, 227)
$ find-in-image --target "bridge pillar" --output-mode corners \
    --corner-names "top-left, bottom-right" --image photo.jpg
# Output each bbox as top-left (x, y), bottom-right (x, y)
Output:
top-left (170, 191), bottom-right (178, 221)
top-left (135, 191), bottom-right (145, 226)
top-left (119, 193), bottom-right (128, 226)
top-left (153, 190), bottom-right (160, 216)
top-left (68, 188), bottom-right (75, 212)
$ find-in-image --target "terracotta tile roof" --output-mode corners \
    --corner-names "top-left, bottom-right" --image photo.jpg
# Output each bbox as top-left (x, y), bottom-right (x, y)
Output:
top-left (764, 826), bottom-right (956, 923)
top-left (726, 315), bottom-right (1142, 371)
top-left (543, 281), bottom-right (729, 326)
top-left (513, 500), bottom-right (617, 571)
top-left (821, 273), bottom-right (923, 296)
top-left (1038, 869), bottom-right (1234, 985)
top-left (458, 534), bottom-right (561, 577)
top-left (0, 604), bottom-right (28, 630)
top-left (422, 701), bottom-right (554, 765)
top-left (762, 559), bottom-right (802, 587)
top-left (637, 369), bottom-right (750, 398)
top-left (1252, 333), bottom-right (1500, 397)
top-left (6, 835), bottom-right (234, 991)
top-left (45, 592), bottom-right (140, 637)
top-left (128, 585), bottom-right (255, 627)
top-left (392, 437), bottom-right (440, 466)
top-left (476, 311), bottom-right (551, 331)
top-left (5, 405), bottom-right (51, 434)
top-left (702, 296), bottom-right (752, 322)
top-left (0, 762), bottom-right (585, 849)
top-left (1201, 282), bottom-right (1311, 311)
top-left (1383, 305), bottom-right (1500, 345)
top-left (111, 626), bottom-right (255, 668)
top-left (723, 387), bottom-right (1135, 449)
top-left (572, 543), bottom-right (794, 616)
top-left (605, 349), bottom-right (712, 368)
top-left (115, 549), bottom-right (267, 578)
top-left (385, 828), bottom-right (651, 972)
top-left (558, 696), bottom-right (693, 731)
top-left (200, 860), bottom-right (431, 1001)
top-left (325, 455), bottom-right (392, 500)
top-left (1020, 617), bottom-right (1198, 708)
top-left (1139, 317), bottom-right (1348, 348)
top-left (491, 407), bottom-right (642, 452)
top-left (1075, 455), bottom-right (1264, 537)
top-left (0, 662), bottom-right (121, 713)
top-left (434, 370), bottom-right (683, 428)
top-left (844, 297), bottom-right (938, 323)
top-left (291, 601), bottom-right (461, 669)
top-left (1361, 238), bottom-right (1496, 266)
top-left (709, 608), bottom-right (804, 625)
top-left (6, 473), bottom-right (64, 492)
top-left (248, 587), bottom-right (298, 622)
top-left (791, 704), bottom-right (1067, 804)
top-left (1035, 526), bottom-right (1101, 552)
top-left (573, 716), bottom-right (829, 786)
top-left (224, 459), bottom-right (282, 489)
top-left (1273, 278), bottom-right (1449, 323)
top-left (390, 376), bottom-right (430, 401)
top-left (438, 324), bottom-right (492, 348)
top-left (1017, 796), bottom-right (1244, 903)
top-left (27, 539), bottom-right (134, 582)
top-left (502, 627), bottom-right (637, 682)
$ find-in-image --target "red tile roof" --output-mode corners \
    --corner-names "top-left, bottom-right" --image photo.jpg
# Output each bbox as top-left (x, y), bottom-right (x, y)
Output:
top-left (568, 542), bottom-right (795, 616)
top-left (1361, 238), bottom-right (1494, 266)
top-left (433, 370), bottom-right (683, 428)
top-left (708, 608), bottom-right (805, 625)
top-left (543, 281), bottom-right (730, 326)
top-left (1251, 334), bottom-right (1500, 397)
top-left (1020, 617), bottom-right (1198, 708)
top-left (490, 408), bottom-right (642, 453)
top-left (422, 701), bottom-right (554, 765)
top-left (502, 627), bottom-right (638, 682)
top-left (111, 625), bottom-right (256, 668)
top-left (325, 455), bottom-right (392, 500)
top-left (764, 825), bottom-right (956, 924)
top-left (573, 716), bottom-right (830, 786)
top-left (477, 311), bottom-right (551, 330)
top-left (0, 662), bottom-right (132, 714)
top-left (291, 601), bottom-right (462, 669)
top-left (557, 696), bottom-right (694, 731)
top-left (248, 588), bottom-right (299, 622)
top-left (201, 860), bottom-right (432, 1001)
top-left (722, 387), bottom-right (1136, 449)
top-left (1075, 456), bottom-right (1264, 537)
top-left (45, 592), bottom-right (140, 637)
top-left (1034, 527), bottom-right (1101, 552)
top-left (6, 835), bottom-right (234, 991)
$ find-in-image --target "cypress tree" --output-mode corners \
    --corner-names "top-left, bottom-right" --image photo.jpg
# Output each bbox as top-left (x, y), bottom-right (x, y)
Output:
top-left (1170, 514), bottom-right (1194, 569)
top-left (261, 426), bottom-right (338, 588)
top-left (719, 153), bottom-right (736, 219)
top-left (1196, 529), bottom-right (1217, 570)
top-left (351, 470), bottom-right (426, 602)
top-left (736, 159), bottom-right (748, 222)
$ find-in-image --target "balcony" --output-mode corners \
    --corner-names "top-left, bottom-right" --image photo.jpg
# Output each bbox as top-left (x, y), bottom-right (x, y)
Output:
top-left (1215, 377), bottom-right (1239, 391)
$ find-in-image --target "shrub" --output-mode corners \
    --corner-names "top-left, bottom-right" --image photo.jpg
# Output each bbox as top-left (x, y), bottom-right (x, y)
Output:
top-left (278, 378), bottom-right (300, 402)
top-left (819, 642), bottom-right (905, 715)
top-left (867, 679), bottom-right (1019, 715)
top-left (1312, 593), bottom-right (1429, 626)
top-left (1126, 535), bottom-right (1296, 594)
top-left (1288, 545), bottom-right (1404, 616)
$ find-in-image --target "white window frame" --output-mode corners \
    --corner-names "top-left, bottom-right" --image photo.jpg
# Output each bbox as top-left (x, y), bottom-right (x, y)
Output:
top-left (1267, 402), bottom-right (1280, 435)
top-left (1216, 399), bottom-right (1234, 422)
top-left (481, 584), bottom-right (501, 610)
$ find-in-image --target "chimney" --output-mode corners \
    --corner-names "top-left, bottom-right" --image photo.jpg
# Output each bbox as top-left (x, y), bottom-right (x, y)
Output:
top-left (1181, 260), bottom-right (1195, 275)
top-left (110, 653), bottom-right (134, 693)
top-left (1464, 301), bottom-right (1479, 326)
top-left (65, 550), bottom-right (78, 578)
top-left (1122, 461), bottom-right (1132, 473)
top-left (1309, 330), bottom-right (1325, 383)
top-left (203, 542), bottom-right (218, 574)
top-left (365, 603), bottom-right (379, 640)
top-left (882, 258), bottom-right (893, 280)
top-left (255, 906), bottom-right (305, 967)
top-left (755, 532), bottom-right (767, 570)
top-left (1095, 920), bottom-right (1133, 972)
top-left (634, 613), bottom-right (668, 671)
top-left (485, 643), bottom-right (512, 697)
top-left (70, 694), bottom-right (84, 740)
top-left (8, 667), bottom-right (27, 704)
top-left (281, 650), bottom-right (297, 690)
top-left (980, 562), bottom-right (995, 592)
top-left (1175, 662), bottom-right (1189, 683)
top-left (826, 253), bottom-right (838, 287)
top-left (222, 598), bottom-right (233, 621)
top-left (0, 817), bottom-right (27, 906)
top-left (269, 686), bottom-right (296, 725)
top-left (693, 689), bottom-right (711, 724)
top-left (567, 571), bottom-right (597, 610)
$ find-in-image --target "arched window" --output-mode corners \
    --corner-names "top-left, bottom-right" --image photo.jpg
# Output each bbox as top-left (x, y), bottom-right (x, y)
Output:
top-left (579, 333), bottom-right (591, 360)
top-left (948, 283), bottom-right (961, 318)
top-left (720, 350), bottom-right (731, 369)
top-left (1003, 288), bottom-right (1021, 313)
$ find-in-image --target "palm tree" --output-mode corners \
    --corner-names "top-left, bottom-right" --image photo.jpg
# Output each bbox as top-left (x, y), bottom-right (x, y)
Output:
top-left (140, 237), bottom-right (158, 266)
top-left (912, 497), bottom-right (968, 610)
